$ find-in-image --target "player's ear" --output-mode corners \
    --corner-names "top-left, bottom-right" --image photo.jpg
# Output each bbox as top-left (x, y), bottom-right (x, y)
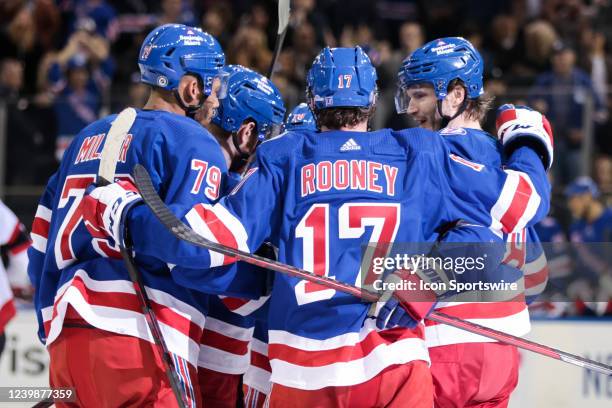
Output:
top-left (178, 75), bottom-right (201, 104)
top-left (236, 121), bottom-right (258, 154)
top-left (451, 84), bottom-right (466, 107)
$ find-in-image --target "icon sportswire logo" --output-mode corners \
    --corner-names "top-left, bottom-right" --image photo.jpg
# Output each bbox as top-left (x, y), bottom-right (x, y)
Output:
top-left (340, 138), bottom-right (361, 151)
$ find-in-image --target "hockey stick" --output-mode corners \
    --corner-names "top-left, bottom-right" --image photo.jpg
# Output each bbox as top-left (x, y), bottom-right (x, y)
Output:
top-left (30, 109), bottom-right (143, 408)
top-left (132, 163), bottom-right (612, 376)
top-left (267, 0), bottom-right (290, 78)
top-left (99, 108), bottom-right (189, 408)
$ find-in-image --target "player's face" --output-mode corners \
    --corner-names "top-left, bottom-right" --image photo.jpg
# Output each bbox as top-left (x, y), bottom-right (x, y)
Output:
top-left (198, 77), bottom-right (222, 125)
top-left (405, 84), bottom-right (440, 130)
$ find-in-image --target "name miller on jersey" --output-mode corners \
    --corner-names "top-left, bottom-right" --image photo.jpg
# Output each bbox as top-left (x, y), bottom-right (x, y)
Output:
top-left (74, 133), bottom-right (134, 165)
top-left (300, 160), bottom-right (398, 197)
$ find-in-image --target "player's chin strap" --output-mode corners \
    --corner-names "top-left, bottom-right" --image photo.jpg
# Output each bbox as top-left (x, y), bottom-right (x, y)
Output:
top-left (437, 98), bottom-right (468, 129)
top-left (230, 130), bottom-right (259, 173)
top-left (174, 88), bottom-right (204, 119)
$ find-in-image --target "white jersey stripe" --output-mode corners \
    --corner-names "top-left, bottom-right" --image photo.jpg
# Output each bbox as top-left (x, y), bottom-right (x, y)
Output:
top-left (269, 337), bottom-right (428, 390)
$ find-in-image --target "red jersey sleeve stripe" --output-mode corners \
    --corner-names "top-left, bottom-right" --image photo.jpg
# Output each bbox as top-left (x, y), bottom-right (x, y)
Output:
top-left (499, 174), bottom-right (532, 233)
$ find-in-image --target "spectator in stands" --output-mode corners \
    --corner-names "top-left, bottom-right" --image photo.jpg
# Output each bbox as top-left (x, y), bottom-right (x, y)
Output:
top-left (67, 0), bottom-right (119, 42)
top-left (516, 20), bottom-right (558, 80)
top-left (529, 42), bottom-right (606, 185)
top-left (0, 4), bottom-right (47, 97)
top-left (0, 58), bottom-right (56, 184)
top-left (47, 19), bottom-right (114, 160)
top-left (0, 58), bottom-right (22, 103)
top-left (565, 177), bottom-right (612, 312)
top-left (289, 22), bottom-right (319, 91)
top-left (156, 0), bottom-right (196, 27)
top-left (567, 178), bottom-right (611, 242)
top-left (486, 14), bottom-right (521, 79)
top-left (291, 0), bottom-right (334, 47)
top-left (227, 26), bottom-right (271, 75)
top-left (577, 29), bottom-right (610, 116)
top-left (593, 155), bottom-right (612, 205)
top-left (541, 0), bottom-right (586, 42)
top-left (51, 55), bottom-right (102, 161)
top-left (201, 3), bottom-right (233, 49)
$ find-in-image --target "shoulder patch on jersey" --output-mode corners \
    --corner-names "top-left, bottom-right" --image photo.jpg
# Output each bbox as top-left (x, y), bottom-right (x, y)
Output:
top-left (449, 154), bottom-right (484, 171)
top-left (230, 167), bottom-right (258, 195)
top-left (440, 127), bottom-right (467, 135)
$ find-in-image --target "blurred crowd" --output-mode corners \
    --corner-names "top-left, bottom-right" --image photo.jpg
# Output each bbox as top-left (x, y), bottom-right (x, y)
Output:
top-left (0, 0), bottom-right (610, 316)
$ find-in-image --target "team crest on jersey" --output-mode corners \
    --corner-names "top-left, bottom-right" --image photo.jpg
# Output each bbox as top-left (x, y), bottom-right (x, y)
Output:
top-left (141, 44), bottom-right (153, 60)
top-left (325, 97), bottom-right (333, 106)
top-left (440, 127), bottom-right (467, 135)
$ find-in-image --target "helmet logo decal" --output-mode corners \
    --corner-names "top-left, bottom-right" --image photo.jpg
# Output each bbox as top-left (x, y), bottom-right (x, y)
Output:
top-left (157, 76), bottom-right (168, 87)
top-left (141, 44), bottom-right (153, 60)
top-left (179, 34), bottom-right (203, 46)
top-left (255, 78), bottom-right (274, 95)
top-left (431, 42), bottom-right (455, 55)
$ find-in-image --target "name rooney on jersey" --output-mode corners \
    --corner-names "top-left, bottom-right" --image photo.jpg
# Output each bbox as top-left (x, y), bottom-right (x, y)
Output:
top-left (300, 160), bottom-right (398, 197)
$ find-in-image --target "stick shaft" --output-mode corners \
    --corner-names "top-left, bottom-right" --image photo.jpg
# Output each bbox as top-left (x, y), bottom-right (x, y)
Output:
top-left (133, 163), bottom-right (612, 377)
top-left (98, 111), bottom-right (188, 408)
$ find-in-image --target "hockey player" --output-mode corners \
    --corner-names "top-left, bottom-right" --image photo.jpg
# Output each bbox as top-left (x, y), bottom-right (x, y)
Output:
top-left (283, 102), bottom-right (317, 132)
top-left (241, 104), bottom-right (317, 408)
top-left (0, 200), bottom-right (31, 361)
top-left (26, 24), bottom-right (273, 407)
top-left (394, 37), bottom-right (550, 407)
top-left (83, 46), bottom-right (553, 407)
top-left (196, 64), bottom-right (285, 407)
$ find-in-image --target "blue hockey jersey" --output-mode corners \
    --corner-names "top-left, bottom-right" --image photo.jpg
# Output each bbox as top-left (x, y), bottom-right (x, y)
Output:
top-left (27, 109), bottom-right (269, 368)
top-left (441, 127), bottom-right (548, 303)
top-left (424, 127), bottom-right (549, 347)
top-left (125, 127), bottom-right (550, 389)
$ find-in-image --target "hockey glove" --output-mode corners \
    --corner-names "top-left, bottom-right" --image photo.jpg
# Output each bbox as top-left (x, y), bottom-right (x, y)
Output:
top-left (372, 267), bottom-right (439, 330)
top-left (496, 104), bottom-right (554, 170)
top-left (82, 180), bottom-right (143, 247)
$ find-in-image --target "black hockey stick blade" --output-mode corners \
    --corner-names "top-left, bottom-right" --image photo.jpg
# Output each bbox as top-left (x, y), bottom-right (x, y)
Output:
top-left (132, 164), bottom-right (612, 376)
